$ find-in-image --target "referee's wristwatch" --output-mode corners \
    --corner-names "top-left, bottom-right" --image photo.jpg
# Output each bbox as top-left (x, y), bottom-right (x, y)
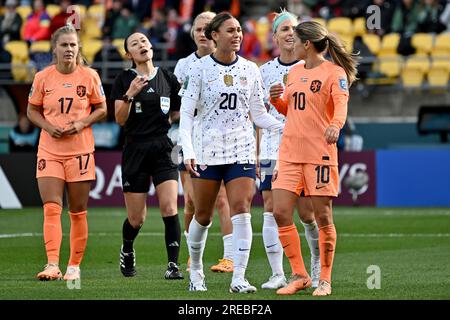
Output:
top-left (122, 94), bottom-right (134, 103)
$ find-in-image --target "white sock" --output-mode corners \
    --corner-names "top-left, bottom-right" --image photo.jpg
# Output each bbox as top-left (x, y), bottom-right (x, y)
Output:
top-left (222, 234), bottom-right (233, 260)
top-left (302, 220), bottom-right (320, 257)
top-left (262, 212), bottom-right (284, 276)
top-left (187, 218), bottom-right (210, 272)
top-left (231, 213), bottom-right (252, 283)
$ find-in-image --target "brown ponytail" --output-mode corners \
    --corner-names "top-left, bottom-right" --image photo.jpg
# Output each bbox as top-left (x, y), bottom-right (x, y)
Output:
top-left (295, 21), bottom-right (360, 86)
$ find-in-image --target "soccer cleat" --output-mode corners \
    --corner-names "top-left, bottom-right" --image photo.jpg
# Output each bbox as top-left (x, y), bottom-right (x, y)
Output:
top-left (36, 263), bottom-right (63, 281)
top-left (210, 258), bottom-right (233, 273)
top-left (188, 270), bottom-right (207, 291)
top-left (165, 262), bottom-right (184, 280)
top-left (261, 274), bottom-right (287, 289)
top-left (311, 255), bottom-right (321, 288)
top-left (229, 279), bottom-right (257, 293)
top-left (63, 265), bottom-right (80, 281)
top-left (119, 245), bottom-right (136, 277)
top-left (186, 257), bottom-right (190, 272)
top-left (276, 274), bottom-right (312, 295)
top-left (312, 280), bottom-right (332, 296)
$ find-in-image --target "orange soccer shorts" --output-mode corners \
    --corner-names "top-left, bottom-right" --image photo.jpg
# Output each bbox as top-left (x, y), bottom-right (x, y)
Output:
top-left (272, 160), bottom-right (339, 197)
top-left (36, 153), bottom-right (96, 182)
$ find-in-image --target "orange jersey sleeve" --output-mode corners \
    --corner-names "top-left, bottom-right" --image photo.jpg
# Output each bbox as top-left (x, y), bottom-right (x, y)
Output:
top-left (29, 65), bottom-right (106, 159)
top-left (277, 61), bottom-right (349, 166)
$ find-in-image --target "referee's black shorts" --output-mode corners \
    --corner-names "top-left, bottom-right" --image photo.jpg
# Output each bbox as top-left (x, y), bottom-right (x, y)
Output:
top-left (121, 135), bottom-right (178, 193)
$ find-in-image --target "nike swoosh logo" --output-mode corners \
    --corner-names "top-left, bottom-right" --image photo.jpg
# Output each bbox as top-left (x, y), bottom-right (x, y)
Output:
top-left (266, 243), bottom-right (278, 248)
top-left (80, 172), bottom-right (88, 175)
top-left (316, 185), bottom-right (327, 189)
top-left (282, 244), bottom-right (289, 249)
top-left (238, 248), bottom-right (249, 251)
top-left (287, 83), bottom-right (293, 87)
top-left (190, 246), bottom-right (201, 250)
top-left (243, 167), bottom-right (253, 171)
top-left (45, 89), bottom-right (54, 93)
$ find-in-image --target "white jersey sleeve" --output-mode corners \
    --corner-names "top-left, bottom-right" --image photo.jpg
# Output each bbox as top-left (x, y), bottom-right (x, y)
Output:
top-left (259, 58), bottom-right (302, 160)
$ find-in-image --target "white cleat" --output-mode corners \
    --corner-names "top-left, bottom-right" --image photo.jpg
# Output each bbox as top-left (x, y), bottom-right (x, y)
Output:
top-left (63, 265), bottom-right (80, 281)
top-left (311, 255), bottom-right (321, 288)
top-left (230, 279), bottom-right (257, 293)
top-left (188, 270), bottom-right (207, 291)
top-left (261, 274), bottom-right (287, 289)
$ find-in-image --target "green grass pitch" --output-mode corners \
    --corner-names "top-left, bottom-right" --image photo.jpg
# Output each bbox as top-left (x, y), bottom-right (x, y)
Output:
top-left (0, 207), bottom-right (449, 300)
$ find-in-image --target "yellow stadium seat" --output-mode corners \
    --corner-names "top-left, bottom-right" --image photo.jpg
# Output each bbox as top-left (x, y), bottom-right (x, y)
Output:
top-left (0, 6), bottom-right (5, 16)
top-left (81, 39), bottom-right (103, 64)
top-left (427, 67), bottom-right (449, 87)
top-left (405, 55), bottom-right (430, 74)
top-left (431, 33), bottom-right (450, 56)
top-left (378, 55), bottom-right (402, 78)
top-left (363, 34), bottom-right (381, 55)
top-left (339, 34), bottom-right (354, 53)
top-left (401, 67), bottom-right (425, 88)
top-left (327, 17), bottom-right (353, 36)
top-left (431, 57), bottom-right (450, 71)
top-left (311, 18), bottom-right (326, 26)
top-left (30, 41), bottom-right (51, 53)
top-left (5, 41), bottom-right (30, 81)
top-left (353, 17), bottom-right (366, 37)
top-left (16, 5), bottom-right (32, 22)
top-left (81, 17), bottom-right (102, 39)
top-left (378, 33), bottom-right (400, 56)
top-left (5, 40), bottom-right (29, 62)
top-left (87, 4), bottom-right (105, 22)
top-left (46, 4), bottom-right (61, 18)
top-left (411, 33), bottom-right (433, 55)
top-left (112, 38), bottom-right (127, 59)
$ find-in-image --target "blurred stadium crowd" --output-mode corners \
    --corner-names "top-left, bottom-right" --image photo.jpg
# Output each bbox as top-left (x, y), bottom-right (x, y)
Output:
top-left (1, 0), bottom-right (449, 151)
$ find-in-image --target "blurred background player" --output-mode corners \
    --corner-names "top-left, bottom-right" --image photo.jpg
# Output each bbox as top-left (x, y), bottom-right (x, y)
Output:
top-left (27, 24), bottom-right (107, 281)
top-left (174, 11), bottom-right (233, 274)
top-left (111, 32), bottom-right (183, 280)
top-left (179, 12), bottom-right (284, 293)
top-left (270, 20), bottom-right (358, 296)
top-left (257, 9), bottom-right (320, 290)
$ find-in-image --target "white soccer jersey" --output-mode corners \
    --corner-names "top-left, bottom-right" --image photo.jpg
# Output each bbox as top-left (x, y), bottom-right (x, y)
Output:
top-left (174, 52), bottom-right (200, 85)
top-left (179, 54), bottom-right (282, 165)
top-left (259, 57), bottom-right (303, 160)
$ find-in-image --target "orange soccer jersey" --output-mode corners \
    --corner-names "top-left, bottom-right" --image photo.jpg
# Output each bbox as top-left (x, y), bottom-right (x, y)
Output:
top-left (29, 65), bottom-right (106, 159)
top-left (270, 60), bottom-right (349, 166)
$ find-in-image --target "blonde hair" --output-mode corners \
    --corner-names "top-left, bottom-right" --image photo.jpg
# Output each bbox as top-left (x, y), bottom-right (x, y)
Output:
top-left (50, 24), bottom-right (87, 66)
top-left (191, 11), bottom-right (216, 39)
top-left (295, 21), bottom-right (359, 85)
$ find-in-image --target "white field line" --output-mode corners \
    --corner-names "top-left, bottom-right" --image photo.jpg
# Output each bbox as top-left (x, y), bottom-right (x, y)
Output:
top-left (1, 232), bottom-right (450, 239)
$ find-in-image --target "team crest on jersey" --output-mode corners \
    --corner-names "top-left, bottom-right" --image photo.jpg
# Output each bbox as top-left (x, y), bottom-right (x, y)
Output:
top-left (38, 159), bottom-right (46, 171)
top-left (283, 74), bottom-right (288, 85)
top-left (339, 78), bottom-right (348, 91)
top-left (135, 101), bottom-right (142, 113)
top-left (240, 76), bottom-right (247, 86)
top-left (77, 85), bottom-right (86, 97)
top-left (223, 74), bottom-right (233, 87)
top-left (310, 80), bottom-right (322, 93)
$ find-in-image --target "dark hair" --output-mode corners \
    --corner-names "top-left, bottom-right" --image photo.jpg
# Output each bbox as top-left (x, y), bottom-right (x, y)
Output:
top-left (204, 12), bottom-right (234, 43)
top-left (295, 21), bottom-right (359, 86)
top-left (124, 32), bottom-right (150, 68)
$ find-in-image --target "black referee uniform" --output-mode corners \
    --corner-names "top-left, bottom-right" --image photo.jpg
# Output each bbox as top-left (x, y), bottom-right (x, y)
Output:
top-left (111, 68), bottom-right (181, 192)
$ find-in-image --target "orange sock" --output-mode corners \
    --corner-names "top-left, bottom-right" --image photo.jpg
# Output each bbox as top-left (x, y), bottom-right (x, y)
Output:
top-left (68, 211), bottom-right (88, 266)
top-left (43, 202), bottom-right (62, 264)
top-left (318, 224), bottom-right (337, 283)
top-left (278, 224), bottom-right (309, 278)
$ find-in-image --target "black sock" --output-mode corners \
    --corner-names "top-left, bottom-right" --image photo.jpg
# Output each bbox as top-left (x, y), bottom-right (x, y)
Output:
top-left (122, 218), bottom-right (141, 253)
top-left (162, 214), bottom-right (181, 265)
